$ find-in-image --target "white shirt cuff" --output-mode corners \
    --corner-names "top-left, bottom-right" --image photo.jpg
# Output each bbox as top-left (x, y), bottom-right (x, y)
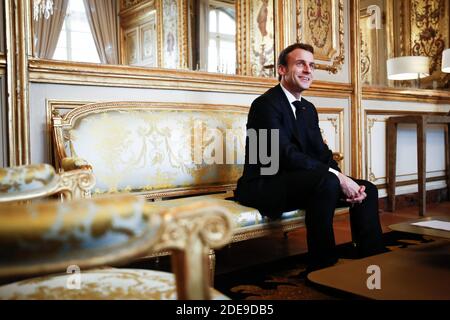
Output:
top-left (328, 167), bottom-right (339, 177)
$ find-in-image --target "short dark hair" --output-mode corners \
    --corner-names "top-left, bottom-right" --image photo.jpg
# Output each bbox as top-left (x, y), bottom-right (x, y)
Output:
top-left (277, 43), bottom-right (314, 81)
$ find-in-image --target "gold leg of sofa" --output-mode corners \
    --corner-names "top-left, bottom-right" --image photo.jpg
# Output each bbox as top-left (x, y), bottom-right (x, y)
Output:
top-left (209, 249), bottom-right (216, 286)
top-left (154, 202), bottom-right (233, 299)
top-left (171, 243), bottom-right (211, 300)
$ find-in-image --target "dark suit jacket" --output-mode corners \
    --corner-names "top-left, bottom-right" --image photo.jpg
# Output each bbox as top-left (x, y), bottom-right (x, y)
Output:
top-left (235, 84), bottom-right (340, 217)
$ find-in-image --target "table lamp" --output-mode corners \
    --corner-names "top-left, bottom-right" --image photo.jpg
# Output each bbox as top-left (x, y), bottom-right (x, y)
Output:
top-left (386, 56), bottom-right (429, 87)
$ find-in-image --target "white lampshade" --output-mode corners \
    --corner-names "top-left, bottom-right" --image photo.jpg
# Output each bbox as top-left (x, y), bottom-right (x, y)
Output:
top-left (387, 56), bottom-right (429, 80)
top-left (442, 48), bottom-right (450, 73)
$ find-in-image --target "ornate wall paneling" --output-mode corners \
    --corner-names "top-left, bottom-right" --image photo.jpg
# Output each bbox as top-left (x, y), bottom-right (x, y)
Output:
top-left (359, 1), bottom-right (386, 86)
top-left (365, 110), bottom-right (448, 196)
top-left (119, 0), bottom-right (188, 69)
top-left (119, 0), bottom-right (160, 68)
top-left (237, 0), bottom-right (294, 77)
top-left (27, 0), bottom-right (352, 97)
top-left (296, 0), bottom-right (345, 74)
top-left (318, 107), bottom-right (345, 172)
top-left (388, 0), bottom-right (450, 89)
top-left (160, 0), bottom-right (189, 69)
top-left (362, 86), bottom-right (450, 104)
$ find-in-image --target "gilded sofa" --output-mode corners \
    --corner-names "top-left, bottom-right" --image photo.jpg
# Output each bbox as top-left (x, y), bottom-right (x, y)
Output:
top-left (0, 194), bottom-right (233, 299)
top-left (51, 101), bottom-right (347, 274)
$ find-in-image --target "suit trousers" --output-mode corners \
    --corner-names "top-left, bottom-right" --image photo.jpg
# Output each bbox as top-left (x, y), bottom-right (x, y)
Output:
top-left (282, 171), bottom-right (384, 269)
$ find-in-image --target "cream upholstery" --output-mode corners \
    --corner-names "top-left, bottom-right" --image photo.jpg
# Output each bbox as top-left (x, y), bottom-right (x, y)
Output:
top-left (53, 103), bottom-right (246, 195)
top-left (0, 195), bottom-right (234, 300)
top-left (0, 269), bottom-right (228, 300)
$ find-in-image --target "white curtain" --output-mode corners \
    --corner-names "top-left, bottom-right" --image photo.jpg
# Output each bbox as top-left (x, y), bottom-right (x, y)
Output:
top-left (33, 0), bottom-right (69, 58)
top-left (83, 0), bottom-right (119, 64)
top-left (197, 0), bottom-right (209, 71)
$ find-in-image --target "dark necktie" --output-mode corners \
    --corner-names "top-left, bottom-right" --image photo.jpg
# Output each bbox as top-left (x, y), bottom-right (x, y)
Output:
top-left (292, 100), bottom-right (309, 152)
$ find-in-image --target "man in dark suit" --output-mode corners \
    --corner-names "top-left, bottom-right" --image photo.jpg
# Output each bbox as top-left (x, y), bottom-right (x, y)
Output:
top-left (235, 43), bottom-right (385, 271)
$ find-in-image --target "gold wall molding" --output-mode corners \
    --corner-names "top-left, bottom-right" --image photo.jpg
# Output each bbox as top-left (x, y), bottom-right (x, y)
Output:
top-left (363, 86), bottom-right (450, 104)
top-left (236, 0), bottom-right (246, 75)
top-left (120, 0), bottom-right (156, 16)
top-left (5, 0), bottom-right (31, 166)
top-left (364, 114), bottom-right (383, 183)
top-left (317, 106), bottom-right (345, 172)
top-left (350, 0), bottom-right (362, 178)
top-left (0, 54), bottom-right (6, 66)
top-left (238, 0), bottom-right (294, 77)
top-left (297, 0), bottom-right (345, 74)
top-left (28, 58), bottom-right (353, 97)
top-left (121, 0), bottom-right (154, 11)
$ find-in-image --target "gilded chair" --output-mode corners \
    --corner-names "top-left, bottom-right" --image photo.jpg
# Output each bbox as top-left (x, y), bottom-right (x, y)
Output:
top-left (0, 163), bottom-right (95, 202)
top-left (0, 195), bottom-right (233, 299)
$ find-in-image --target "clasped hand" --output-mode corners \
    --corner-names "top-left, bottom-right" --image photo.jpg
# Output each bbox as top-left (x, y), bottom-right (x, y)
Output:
top-left (337, 173), bottom-right (367, 204)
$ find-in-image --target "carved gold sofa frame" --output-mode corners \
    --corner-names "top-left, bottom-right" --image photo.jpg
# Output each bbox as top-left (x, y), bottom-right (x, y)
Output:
top-left (0, 195), bottom-right (234, 300)
top-left (51, 101), bottom-right (347, 277)
top-left (0, 163), bottom-right (95, 202)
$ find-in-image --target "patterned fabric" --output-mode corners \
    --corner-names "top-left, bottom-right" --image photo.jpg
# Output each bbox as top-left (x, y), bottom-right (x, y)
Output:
top-left (0, 268), bottom-right (229, 300)
top-left (62, 108), bottom-right (247, 194)
top-left (145, 194), bottom-right (308, 228)
top-left (0, 195), bottom-right (160, 262)
top-left (0, 164), bottom-right (56, 195)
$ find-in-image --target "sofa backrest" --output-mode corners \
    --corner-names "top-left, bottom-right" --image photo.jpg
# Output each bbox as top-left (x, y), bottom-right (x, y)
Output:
top-left (52, 102), bottom-right (248, 199)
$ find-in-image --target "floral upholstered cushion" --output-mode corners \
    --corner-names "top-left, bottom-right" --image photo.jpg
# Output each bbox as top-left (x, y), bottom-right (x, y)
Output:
top-left (0, 268), bottom-right (229, 300)
top-left (0, 164), bottom-right (56, 195)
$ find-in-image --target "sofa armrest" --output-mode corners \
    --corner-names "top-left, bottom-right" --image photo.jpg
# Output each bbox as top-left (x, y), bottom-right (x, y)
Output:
top-left (61, 157), bottom-right (93, 171)
top-left (57, 169), bottom-right (96, 200)
top-left (152, 200), bottom-right (234, 299)
top-left (0, 163), bottom-right (95, 202)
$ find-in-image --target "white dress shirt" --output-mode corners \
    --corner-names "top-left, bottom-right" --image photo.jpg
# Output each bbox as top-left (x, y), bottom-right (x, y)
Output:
top-left (279, 83), bottom-right (339, 177)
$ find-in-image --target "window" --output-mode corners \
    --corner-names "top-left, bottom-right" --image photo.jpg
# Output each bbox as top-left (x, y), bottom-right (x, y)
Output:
top-left (53, 0), bottom-right (100, 63)
top-left (208, 5), bottom-right (236, 74)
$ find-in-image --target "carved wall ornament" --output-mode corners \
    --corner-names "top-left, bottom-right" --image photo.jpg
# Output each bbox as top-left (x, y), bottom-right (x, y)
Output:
top-left (296, 0), bottom-right (345, 74)
top-left (389, 0), bottom-right (450, 89)
top-left (411, 0), bottom-right (446, 74)
top-left (122, 0), bottom-right (150, 10)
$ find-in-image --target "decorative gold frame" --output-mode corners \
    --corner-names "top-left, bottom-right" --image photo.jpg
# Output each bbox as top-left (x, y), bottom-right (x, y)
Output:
top-left (296, 0), bottom-right (345, 74)
top-left (119, 0), bottom-right (160, 67)
top-left (157, 0), bottom-right (188, 69)
top-left (385, 0), bottom-right (450, 89)
top-left (237, 0), bottom-right (291, 77)
top-left (318, 106), bottom-right (345, 171)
